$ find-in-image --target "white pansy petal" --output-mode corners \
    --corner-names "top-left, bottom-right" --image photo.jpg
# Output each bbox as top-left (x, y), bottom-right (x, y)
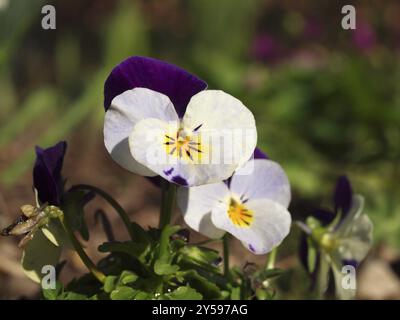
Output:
top-left (336, 195), bottom-right (365, 236)
top-left (129, 117), bottom-right (238, 186)
top-left (129, 118), bottom-right (211, 186)
top-left (104, 87), bottom-right (178, 175)
top-left (338, 213), bottom-right (373, 262)
top-left (177, 183), bottom-right (229, 238)
top-left (211, 198), bottom-right (291, 255)
top-left (230, 159), bottom-right (291, 208)
top-left (330, 252), bottom-right (356, 300)
top-left (182, 90), bottom-right (257, 169)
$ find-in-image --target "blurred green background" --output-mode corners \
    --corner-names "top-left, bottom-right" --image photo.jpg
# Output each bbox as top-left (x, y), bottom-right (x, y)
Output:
top-left (0, 0), bottom-right (399, 299)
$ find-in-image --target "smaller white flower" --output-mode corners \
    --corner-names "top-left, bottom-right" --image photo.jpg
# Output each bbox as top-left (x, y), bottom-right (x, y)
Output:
top-left (177, 159), bottom-right (292, 254)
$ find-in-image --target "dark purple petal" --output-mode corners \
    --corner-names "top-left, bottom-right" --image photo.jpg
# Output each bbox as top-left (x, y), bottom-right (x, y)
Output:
top-left (248, 244), bottom-right (256, 253)
top-left (333, 176), bottom-right (353, 217)
top-left (163, 167), bottom-right (174, 176)
top-left (253, 147), bottom-right (268, 160)
top-left (313, 208), bottom-right (336, 226)
top-left (104, 56), bottom-right (207, 118)
top-left (342, 259), bottom-right (359, 269)
top-left (171, 175), bottom-right (188, 186)
top-left (33, 141), bottom-right (67, 205)
top-left (299, 234), bottom-right (310, 271)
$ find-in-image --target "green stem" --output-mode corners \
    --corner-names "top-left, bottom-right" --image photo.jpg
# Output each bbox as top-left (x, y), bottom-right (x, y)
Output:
top-left (59, 216), bottom-right (106, 283)
top-left (189, 238), bottom-right (223, 246)
top-left (158, 181), bottom-right (177, 229)
top-left (70, 184), bottom-right (134, 240)
top-left (223, 233), bottom-right (230, 277)
top-left (267, 247), bottom-right (278, 269)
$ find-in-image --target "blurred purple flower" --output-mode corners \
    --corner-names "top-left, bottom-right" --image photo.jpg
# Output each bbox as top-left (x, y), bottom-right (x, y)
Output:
top-left (312, 176), bottom-right (353, 226)
top-left (303, 17), bottom-right (323, 40)
top-left (250, 34), bottom-right (281, 62)
top-left (353, 19), bottom-right (377, 52)
top-left (33, 141), bottom-right (67, 205)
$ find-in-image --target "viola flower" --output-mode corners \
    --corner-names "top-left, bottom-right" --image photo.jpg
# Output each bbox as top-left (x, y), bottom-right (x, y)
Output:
top-left (1, 141), bottom-right (67, 283)
top-left (177, 152), bottom-right (291, 254)
top-left (104, 56), bottom-right (257, 186)
top-left (2, 142), bottom-right (67, 243)
top-left (298, 176), bottom-right (373, 299)
top-left (33, 141), bottom-right (67, 205)
top-left (352, 19), bottom-right (376, 53)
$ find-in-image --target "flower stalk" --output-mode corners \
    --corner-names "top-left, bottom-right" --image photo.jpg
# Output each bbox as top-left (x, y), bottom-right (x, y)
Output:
top-left (267, 247), bottom-right (278, 269)
top-left (158, 180), bottom-right (177, 229)
top-left (223, 233), bottom-right (230, 277)
top-left (59, 215), bottom-right (106, 283)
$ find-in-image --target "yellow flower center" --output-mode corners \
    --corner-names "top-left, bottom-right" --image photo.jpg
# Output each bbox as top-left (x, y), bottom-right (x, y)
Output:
top-left (320, 232), bottom-right (338, 251)
top-left (164, 128), bottom-right (203, 162)
top-left (227, 198), bottom-right (253, 227)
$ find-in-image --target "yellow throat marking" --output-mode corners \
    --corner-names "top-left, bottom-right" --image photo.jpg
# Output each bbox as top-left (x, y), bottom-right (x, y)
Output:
top-left (227, 198), bottom-right (253, 227)
top-left (164, 128), bottom-right (203, 162)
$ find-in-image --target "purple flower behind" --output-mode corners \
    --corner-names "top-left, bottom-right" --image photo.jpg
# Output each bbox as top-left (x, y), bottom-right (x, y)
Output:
top-left (303, 17), bottom-right (323, 40)
top-left (33, 141), bottom-right (67, 206)
top-left (253, 147), bottom-right (268, 160)
top-left (333, 175), bottom-right (352, 218)
top-left (308, 175), bottom-right (353, 226)
top-left (353, 20), bottom-right (377, 52)
top-left (250, 34), bottom-right (281, 62)
top-left (104, 56), bottom-right (208, 118)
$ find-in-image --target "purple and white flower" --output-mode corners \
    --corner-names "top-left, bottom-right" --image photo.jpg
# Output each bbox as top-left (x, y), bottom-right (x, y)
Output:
top-left (103, 56), bottom-right (257, 187)
top-left (177, 154), bottom-right (291, 255)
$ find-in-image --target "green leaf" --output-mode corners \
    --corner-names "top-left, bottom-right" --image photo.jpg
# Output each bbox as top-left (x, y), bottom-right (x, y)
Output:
top-left (120, 270), bottom-right (138, 285)
top-left (253, 268), bottom-right (285, 282)
top-left (99, 241), bottom-right (149, 260)
top-left (178, 246), bottom-right (220, 272)
top-left (178, 270), bottom-right (221, 299)
top-left (164, 286), bottom-right (203, 300)
top-left (42, 281), bottom-right (64, 300)
top-left (317, 253), bottom-right (331, 297)
top-left (22, 230), bottom-right (62, 283)
top-left (255, 288), bottom-right (269, 300)
top-left (154, 259), bottom-right (179, 276)
top-left (230, 287), bottom-right (241, 300)
top-left (103, 275), bottom-right (118, 293)
top-left (307, 237), bottom-right (317, 273)
top-left (110, 286), bottom-right (137, 300)
top-left (256, 288), bottom-right (276, 300)
top-left (156, 225), bottom-right (181, 260)
top-left (64, 292), bottom-right (88, 300)
top-left (134, 291), bottom-right (151, 300)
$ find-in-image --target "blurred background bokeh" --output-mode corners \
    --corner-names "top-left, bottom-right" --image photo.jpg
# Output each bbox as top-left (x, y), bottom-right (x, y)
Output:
top-left (0, 0), bottom-right (399, 299)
